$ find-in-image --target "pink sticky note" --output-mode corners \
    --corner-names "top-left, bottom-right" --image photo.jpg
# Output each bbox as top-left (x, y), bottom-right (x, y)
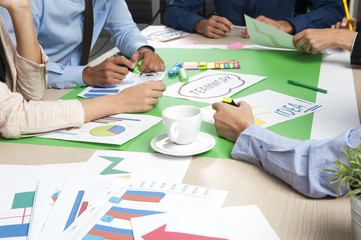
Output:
top-left (181, 41), bottom-right (197, 45)
top-left (227, 42), bottom-right (245, 50)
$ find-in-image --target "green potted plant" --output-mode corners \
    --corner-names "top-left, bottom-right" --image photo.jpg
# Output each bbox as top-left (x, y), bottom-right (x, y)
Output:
top-left (326, 144), bottom-right (361, 240)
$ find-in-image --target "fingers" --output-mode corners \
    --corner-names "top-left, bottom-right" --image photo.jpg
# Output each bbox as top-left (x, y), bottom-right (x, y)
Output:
top-left (209, 15), bottom-right (233, 33)
top-left (135, 51), bottom-right (165, 72)
top-left (200, 16), bottom-right (233, 38)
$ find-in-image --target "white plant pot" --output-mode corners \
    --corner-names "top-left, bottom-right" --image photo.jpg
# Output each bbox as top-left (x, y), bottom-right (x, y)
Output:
top-left (351, 194), bottom-right (361, 240)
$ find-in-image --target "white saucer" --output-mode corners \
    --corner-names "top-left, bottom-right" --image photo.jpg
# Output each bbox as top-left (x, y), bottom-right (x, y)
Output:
top-left (151, 132), bottom-right (216, 157)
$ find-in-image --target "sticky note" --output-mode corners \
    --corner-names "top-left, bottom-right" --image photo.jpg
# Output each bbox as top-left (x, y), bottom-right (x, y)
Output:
top-left (199, 62), bottom-right (207, 70)
top-left (183, 62), bottom-right (199, 70)
top-left (227, 42), bottom-right (245, 49)
top-left (207, 62), bottom-right (215, 69)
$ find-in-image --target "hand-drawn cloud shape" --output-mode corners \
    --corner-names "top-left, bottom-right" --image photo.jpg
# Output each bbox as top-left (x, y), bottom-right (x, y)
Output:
top-left (178, 73), bottom-right (245, 99)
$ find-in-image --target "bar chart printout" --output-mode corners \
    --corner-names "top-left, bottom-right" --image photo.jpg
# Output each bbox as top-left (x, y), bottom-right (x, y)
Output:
top-left (0, 191), bottom-right (35, 238)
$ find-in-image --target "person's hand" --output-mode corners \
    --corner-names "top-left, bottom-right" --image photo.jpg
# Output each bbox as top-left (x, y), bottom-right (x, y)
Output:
top-left (115, 80), bottom-right (166, 113)
top-left (331, 17), bottom-right (357, 30)
top-left (130, 47), bottom-right (165, 72)
top-left (82, 55), bottom-right (133, 86)
top-left (256, 15), bottom-right (295, 34)
top-left (193, 15), bottom-right (233, 39)
top-left (212, 101), bottom-right (254, 142)
top-left (293, 28), bottom-right (356, 54)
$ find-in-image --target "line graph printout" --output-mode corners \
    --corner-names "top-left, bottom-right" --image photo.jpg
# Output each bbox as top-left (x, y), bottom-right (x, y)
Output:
top-left (201, 90), bottom-right (326, 127)
top-left (39, 114), bottom-right (161, 145)
top-left (78, 72), bottom-right (165, 98)
top-left (164, 70), bottom-right (266, 104)
top-left (60, 180), bottom-right (227, 240)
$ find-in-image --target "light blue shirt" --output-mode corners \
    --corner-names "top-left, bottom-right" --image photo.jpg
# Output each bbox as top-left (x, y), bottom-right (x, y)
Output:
top-left (0, 0), bottom-right (150, 89)
top-left (232, 124), bottom-right (361, 198)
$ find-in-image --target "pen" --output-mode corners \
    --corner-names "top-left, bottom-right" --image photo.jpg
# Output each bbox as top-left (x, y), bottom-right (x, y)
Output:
top-left (287, 80), bottom-right (327, 94)
top-left (222, 97), bottom-right (237, 106)
top-left (168, 62), bottom-right (182, 77)
top-left (342, 0), bottom-right (353, 31)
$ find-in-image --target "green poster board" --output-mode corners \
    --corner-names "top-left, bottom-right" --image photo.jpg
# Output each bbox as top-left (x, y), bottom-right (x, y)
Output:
top-left (0, 48), bottom-right (322, 159)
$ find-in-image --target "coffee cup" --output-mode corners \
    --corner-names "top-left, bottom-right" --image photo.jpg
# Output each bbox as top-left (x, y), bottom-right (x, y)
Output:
top-left (162, 105), bottom-right (202, 145)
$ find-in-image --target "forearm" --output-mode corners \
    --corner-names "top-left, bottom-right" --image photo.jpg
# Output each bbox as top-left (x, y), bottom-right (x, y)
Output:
top-left (0, 86), bottom-right (84, 138)
top-left (287, 0), bottom-right (344, 33)
top-left (334, 29), bottom-right (357, 51)
top-left (231, 125), bottom-right (360, 198)
top-left (163, 4), bottom-right (204, 33)
top-left (7, 6), bottom-right (41, 64)
top-left (80, 94), bottom-right (124, 123)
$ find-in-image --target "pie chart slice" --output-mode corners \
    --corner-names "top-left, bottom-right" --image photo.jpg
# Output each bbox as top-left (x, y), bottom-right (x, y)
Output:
top-left (90, 125), bottom-right (125, 137)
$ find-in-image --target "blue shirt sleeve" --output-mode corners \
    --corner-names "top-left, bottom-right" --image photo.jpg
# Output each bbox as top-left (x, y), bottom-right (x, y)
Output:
top-left (163, 0), bottom-right (206, 33)
top-left (103, 0), bottom-right (150, 57)
top-left (231, 124), bottom-right (361, 198)
top-left (286, 0), bottom-right (345, 33)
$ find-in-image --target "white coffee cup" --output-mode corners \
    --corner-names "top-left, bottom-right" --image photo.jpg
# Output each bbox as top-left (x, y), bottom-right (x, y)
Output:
top-left (162, 105), bottom-right (202, 145)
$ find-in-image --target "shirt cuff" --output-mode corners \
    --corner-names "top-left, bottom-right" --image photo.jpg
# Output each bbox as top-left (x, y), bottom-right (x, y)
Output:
top-left (231, 124), bottom-right (268, 169)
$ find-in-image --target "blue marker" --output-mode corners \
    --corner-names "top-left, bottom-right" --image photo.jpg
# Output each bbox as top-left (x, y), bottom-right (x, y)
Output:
top-left (168, 62), bottom-right (183, 77)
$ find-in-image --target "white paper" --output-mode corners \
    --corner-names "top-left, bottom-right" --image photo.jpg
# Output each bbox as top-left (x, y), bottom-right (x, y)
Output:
top-left (201, 90), bottom-right (326, 127)
top-left (85, 150), bottom-right (191, 182)
top-left (39, 113), bottom-right (161, 145)
top-left (245, 15), bottom-right (296, 50)
top-left (312, 49), bottom-right (360, 139)
top-left (142, 26), bottom-right (192, 42)
top-left (131, 206), bottom-right (279, 240)
top-left (164, 70), bottom-right (266, 103)
top-left (78, 71), bottom-right (165, 98)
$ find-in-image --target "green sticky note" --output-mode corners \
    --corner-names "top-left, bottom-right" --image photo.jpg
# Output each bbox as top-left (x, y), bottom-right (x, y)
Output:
top-left (12, 191), bottom-right (35, 209)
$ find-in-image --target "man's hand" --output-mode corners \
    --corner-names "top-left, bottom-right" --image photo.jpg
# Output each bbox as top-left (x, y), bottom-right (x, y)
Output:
top-left (82, 55), bottom-right (132, 86)
top-left (131, 47), bottom-right (165, 73)
top-left (256, 15), bottom-right (295, 34)
top-left (293, 28), bottom-right (356, 54)
top-left (212, 101), bottom-right (254, 142)
top-left (193, 15), bottom-right (233, 39)
top-left (332, 17), bottom-right (357, 30)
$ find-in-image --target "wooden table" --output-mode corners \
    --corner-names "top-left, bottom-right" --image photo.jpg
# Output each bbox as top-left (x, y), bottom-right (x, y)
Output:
top-left (0, 27), bottom-right (357, 239)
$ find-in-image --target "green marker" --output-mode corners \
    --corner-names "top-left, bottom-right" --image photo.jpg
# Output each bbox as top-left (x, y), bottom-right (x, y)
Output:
top-left (133, 59), bottom-right (143, 75)
top-left (178, 68), bottom-right (189, 82)
top-left (287, 80), bottom-right (327, 94)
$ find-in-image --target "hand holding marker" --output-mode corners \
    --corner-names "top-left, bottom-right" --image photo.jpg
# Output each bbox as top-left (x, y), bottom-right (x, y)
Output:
top-left (111, 52), bottom-right (142, 74)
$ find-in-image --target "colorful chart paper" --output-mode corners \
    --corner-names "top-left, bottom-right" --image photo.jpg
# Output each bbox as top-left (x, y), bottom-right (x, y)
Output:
top-left (39, 114), bottom-right (161, 145)
top-left (60, 180), bottom-right (227, 240)
top-left (78, 71), bottom-right (165, 98)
